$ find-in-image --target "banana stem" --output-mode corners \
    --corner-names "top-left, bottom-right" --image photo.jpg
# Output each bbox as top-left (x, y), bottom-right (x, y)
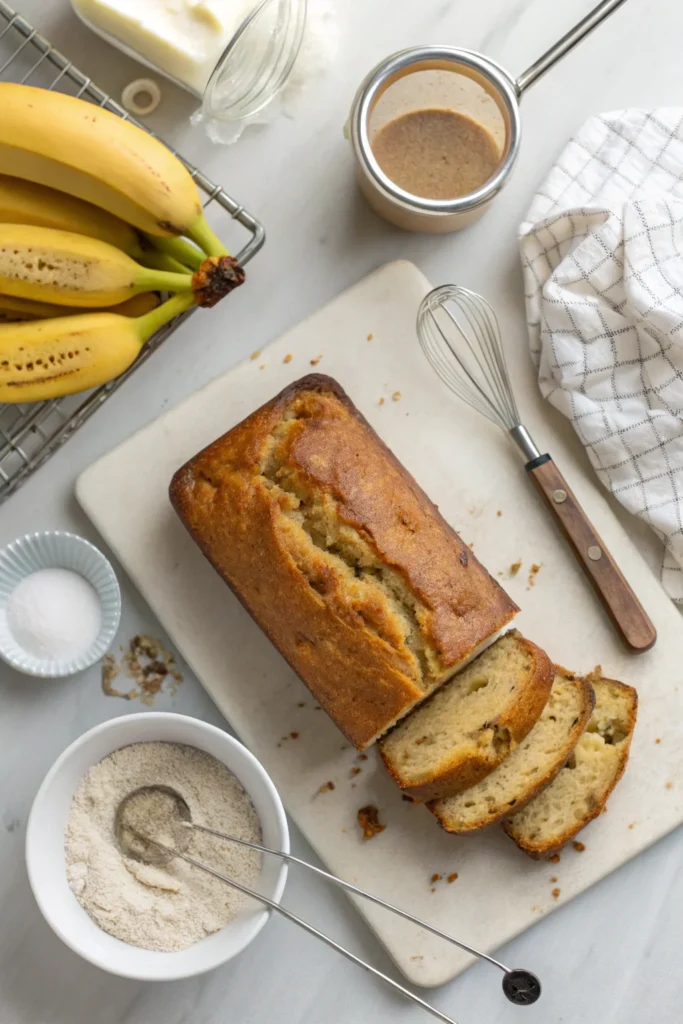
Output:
top-left (188, 214), bottom-right (229, 258)
top-left (139, 250), bottom-right (192, 275)
top-left (136, 267), bottom-right (194, 294)
top-left (149, 234), bottom-right (204, 271)
top-left (135, 291), bottom-right (196, 343)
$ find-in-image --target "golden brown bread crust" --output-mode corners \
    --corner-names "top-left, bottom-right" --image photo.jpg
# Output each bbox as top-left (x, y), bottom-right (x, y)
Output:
top-left (170, 374), bottom-right (518, 750)
top-left (380, 633), bottom-right (554, 802)
top-left (503, 676), bottom-right (638, 858)
top-left (428, 668), bottom-right (596, 832)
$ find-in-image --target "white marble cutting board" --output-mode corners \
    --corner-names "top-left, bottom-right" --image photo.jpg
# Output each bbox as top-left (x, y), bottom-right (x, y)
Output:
top-left (77, 261), bottom-right (683, 988)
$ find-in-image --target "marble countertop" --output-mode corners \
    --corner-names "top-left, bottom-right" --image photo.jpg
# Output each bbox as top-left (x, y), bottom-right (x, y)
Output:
top-left (1, 1), bottom-right (681, 1022)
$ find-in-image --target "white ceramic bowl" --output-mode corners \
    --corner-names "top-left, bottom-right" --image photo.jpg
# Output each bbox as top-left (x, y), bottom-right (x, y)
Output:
top-left (0, 531), bottom-right (121, 677)
top-left (26, 713), bottom-right (289, 980)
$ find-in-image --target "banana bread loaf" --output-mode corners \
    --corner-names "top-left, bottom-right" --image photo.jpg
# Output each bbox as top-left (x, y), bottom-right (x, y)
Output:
top-left (170, 374), bottom-right (518, 749)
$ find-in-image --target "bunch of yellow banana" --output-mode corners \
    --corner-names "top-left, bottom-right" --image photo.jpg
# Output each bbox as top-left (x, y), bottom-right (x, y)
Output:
top-left (0, 82), bottom-right (245, 403)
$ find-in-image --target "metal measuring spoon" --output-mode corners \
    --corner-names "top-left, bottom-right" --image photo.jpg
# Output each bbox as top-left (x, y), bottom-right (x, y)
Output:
top-left (115, 785), bottom-right (192, 867)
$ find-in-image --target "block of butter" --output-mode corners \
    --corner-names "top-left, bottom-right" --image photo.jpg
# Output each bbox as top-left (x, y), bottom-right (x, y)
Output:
top-left (71, 0), bottom-right (252, 94)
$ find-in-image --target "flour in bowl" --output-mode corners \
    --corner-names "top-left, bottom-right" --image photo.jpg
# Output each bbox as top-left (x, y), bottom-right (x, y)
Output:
top-left (64, 741), bottom-right (262, 952)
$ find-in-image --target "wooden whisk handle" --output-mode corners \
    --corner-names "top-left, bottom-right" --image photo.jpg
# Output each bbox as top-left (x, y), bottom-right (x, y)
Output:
top-left (525, 455), bottom-right (657, 653)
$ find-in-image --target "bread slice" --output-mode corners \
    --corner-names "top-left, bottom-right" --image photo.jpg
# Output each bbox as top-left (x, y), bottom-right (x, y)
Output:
top-left (504, 674), bottom-right (637, 857)
top-left (430, 669), bottom-right (594, 832)
top-left (379, 631), bottom-right (554, 803)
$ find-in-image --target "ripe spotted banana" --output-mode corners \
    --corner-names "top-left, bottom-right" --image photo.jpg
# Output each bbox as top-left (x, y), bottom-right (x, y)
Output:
top-left (0, 224), bottom-right (194, 307)
top-left (0, 174), bottom-right (142, 256)
top-left (0, 292), bottom-right (195, 402)
top-left (0, 83), bottom-right (227, 257)
top-left (0, 292), bottom-right (160, 321)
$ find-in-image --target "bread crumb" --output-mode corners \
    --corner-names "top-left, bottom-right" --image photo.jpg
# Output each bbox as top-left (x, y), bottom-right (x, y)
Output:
top-left (656, 737), bottom-right (661, 744)
top-left (310, 355), bottom-right (322, 366)
top-left (447, 873), bottom-right (458, 883)
top-left (283, 353), bottom-right (293, 364)
top-left (430, 887), bottom-right (436, 893)
top-left (666, 781), bottom-right (673, 789)
top-left (550, 876), bottom-right (558, 883)
top-left (358, 753), bottom-right (368, 761)
top-left (572, 841), bottom-right (586, 852)
top-left (250, 350), bottom-right (261, 360)
top-left (297, 702), bottom-right (306, 708)
top-left (509, 560), bottom-right (522, 577)
top-left (378, 397), bottom-right (385, 406)
top-left (552, 888), bottom-right (561, 899)
top-left (392, 391), bottom-right (402, 402)
top-left (367, 333), bottom-right (374, 341)
top-left (628, 822), bottom-right (635, 829)
top-left (430, 873), bottom-right (442, 883)
top-left (349, 766), bottom-right (362, 778)
top-left (318, 781), bottom-right (335, 794)
top-left (259, 364), bottom-right (265, 370)
top-left (290, 731), bottom-right (299, 740)
top-left (548, 853), bottom-right (560, 864)
top-left (358, 805), bottom-right (385, 840)
top-left (496, 510), bottom-right (502, 517)
top-left (401, 795), bottom-right (414, 803)
top-left (527, 563), bottom-right (542, 588)
top-left (410, 955), bottom-right (423, 961)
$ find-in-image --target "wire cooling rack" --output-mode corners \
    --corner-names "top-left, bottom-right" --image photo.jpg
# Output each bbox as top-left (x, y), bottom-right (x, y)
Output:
top-left (0, 1), bottom-right (265, 504)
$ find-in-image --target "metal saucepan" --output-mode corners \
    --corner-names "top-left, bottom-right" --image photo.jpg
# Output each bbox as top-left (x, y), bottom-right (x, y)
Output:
top-left (349, 0), bottom-right (627, 232)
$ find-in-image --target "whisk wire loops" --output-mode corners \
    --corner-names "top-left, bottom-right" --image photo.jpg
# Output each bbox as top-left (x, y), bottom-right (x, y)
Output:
top-left (418, 285), bottom-right (521, 433)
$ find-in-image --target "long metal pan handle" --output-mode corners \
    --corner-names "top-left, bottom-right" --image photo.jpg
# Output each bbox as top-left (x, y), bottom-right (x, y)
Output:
top-left (516, 0), bottom-right (628, 95)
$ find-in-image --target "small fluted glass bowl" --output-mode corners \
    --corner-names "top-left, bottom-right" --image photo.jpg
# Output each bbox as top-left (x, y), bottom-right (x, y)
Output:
top-left (0, 531), bottom-right (121, 678)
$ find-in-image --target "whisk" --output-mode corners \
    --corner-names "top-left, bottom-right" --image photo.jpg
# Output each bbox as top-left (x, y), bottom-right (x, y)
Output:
top-left (417, 284), bottom-right (656, 653)
top-left (116, 785), bottom-right (541, 1024)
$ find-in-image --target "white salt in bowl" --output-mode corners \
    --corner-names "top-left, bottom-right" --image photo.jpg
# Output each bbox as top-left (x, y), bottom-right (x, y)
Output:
top-left (26, 712), bottom-right (289, 980)
top-left (0, 530), bottom-right (120, 677)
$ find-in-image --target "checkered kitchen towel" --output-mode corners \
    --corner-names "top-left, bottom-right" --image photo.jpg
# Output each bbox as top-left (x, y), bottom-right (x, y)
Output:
top-left (520, 108), bottom-right (683, 604)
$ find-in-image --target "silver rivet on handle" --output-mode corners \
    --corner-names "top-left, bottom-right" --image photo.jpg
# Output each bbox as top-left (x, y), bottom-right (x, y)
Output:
top-left (588, 545), bottom-right (603, 561)
top-left (552, 489), bottom-right (567, 504)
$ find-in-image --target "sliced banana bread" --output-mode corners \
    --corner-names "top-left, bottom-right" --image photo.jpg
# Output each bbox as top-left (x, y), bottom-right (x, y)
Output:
top-left (379, 631), bottom-right (554, 803)
top-left (430, 669), bottom-right (594, 833)
top-left (504, 674), bottom-right (637, 858)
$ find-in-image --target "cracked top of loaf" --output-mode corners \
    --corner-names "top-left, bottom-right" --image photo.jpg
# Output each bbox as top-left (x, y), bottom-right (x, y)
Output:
top-left (170, 374), bottom-right (518, 749)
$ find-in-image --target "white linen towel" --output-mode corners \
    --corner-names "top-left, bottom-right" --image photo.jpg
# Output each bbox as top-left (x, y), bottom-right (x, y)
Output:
top-left (520, 108), bottom-right (683, 603)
